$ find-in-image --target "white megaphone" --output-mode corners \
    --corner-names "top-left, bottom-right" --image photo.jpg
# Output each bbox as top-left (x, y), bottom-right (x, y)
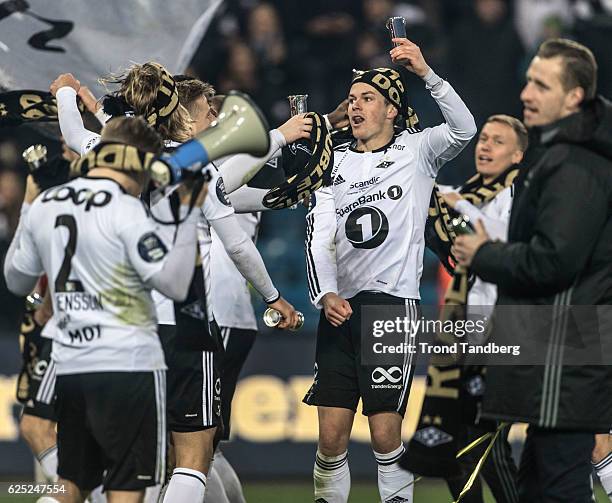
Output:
top-left (150, 90), bottom-right (270, 187)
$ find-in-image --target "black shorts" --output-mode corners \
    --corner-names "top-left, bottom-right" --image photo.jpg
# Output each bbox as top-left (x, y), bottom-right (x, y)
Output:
top-left (159, 324), bottom-right (222, 432)
top-left (218, 327), bottom-right (257, 440)
top-left (55, 371), bottom-right (166, 492)
top-left (303, 291), bottom-right (419, 416)
top-left (17, 311), bottom-right (57, 421)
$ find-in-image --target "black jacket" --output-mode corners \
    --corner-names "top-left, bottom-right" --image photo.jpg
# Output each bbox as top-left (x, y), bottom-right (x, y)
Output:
top-left (471, 97), bottom-right (612, 430)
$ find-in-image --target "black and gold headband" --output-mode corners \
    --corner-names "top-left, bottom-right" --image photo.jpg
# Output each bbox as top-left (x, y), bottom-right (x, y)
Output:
top-left (146, 62), bottom-right (179, 127)
top-left (351, 67), bottom-right (405, 112)
top-left (71, 142), bottom-right (155, 175)
top-left (102, 62), bottom-right (179, 128)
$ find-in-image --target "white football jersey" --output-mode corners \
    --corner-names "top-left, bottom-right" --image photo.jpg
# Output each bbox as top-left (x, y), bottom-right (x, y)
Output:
top-left (306, 75), bottom-right (476, 306)
top-left (210, 212), bottom-right (260, 330)
top-left (11, 177), bottom-right (169, 375)
top-left (151, 169), bottom-right (234, 324)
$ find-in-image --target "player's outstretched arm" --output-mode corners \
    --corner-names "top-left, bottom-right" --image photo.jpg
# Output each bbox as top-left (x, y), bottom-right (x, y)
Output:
top-left (51, 73), bottom-right (101, 156)
top-left (390, 38), bottom-right (476, 176)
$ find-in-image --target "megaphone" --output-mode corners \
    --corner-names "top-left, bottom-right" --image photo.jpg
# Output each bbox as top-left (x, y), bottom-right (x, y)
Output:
top-left (150, 90), bottom-right (270, 187)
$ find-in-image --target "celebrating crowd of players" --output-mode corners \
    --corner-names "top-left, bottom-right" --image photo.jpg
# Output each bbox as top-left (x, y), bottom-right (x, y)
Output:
top-left (3, 31), bottom-right (612, 503)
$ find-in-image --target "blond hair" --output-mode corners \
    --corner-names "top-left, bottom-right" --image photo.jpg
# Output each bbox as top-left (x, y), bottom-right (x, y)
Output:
top-left (101, 62), bottom-right (192, 143)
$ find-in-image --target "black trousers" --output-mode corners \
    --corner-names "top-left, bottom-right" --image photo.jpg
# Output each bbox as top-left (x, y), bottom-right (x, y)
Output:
top-left (517, 426), bottom-right (594, 503)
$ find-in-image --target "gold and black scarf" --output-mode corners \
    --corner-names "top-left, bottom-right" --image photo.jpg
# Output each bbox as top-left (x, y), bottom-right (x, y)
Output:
top-left (404, 166), bottom-right (519, 479)
top-left (0, 89), bottom-right (87, 127)
top-left (263, 111), bottom-right (333, 209)
top-left (426, 166), bottom-right (519, 307)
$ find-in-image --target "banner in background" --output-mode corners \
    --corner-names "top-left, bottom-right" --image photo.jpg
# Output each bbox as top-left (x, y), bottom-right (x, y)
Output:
top-left (0, 0), bottom-right (223, 93)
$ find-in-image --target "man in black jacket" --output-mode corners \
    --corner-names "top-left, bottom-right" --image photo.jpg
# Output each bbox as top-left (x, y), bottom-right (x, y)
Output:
top-left (453, 38), bottom-right (612, 502)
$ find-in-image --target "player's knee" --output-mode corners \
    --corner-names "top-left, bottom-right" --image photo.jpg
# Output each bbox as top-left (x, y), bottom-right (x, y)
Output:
top-left (369, 419), bottom-right (402, 453)
top-left (592, 434), bottom-right (612, 463)
top-left (318, 429), bottom-right (350, 456)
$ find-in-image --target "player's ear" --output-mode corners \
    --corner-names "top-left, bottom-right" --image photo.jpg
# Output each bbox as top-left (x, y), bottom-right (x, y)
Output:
top-left (387, 104), bottom-right (398, 121)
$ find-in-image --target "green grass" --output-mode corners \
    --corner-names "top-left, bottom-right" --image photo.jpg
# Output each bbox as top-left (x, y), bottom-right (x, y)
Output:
top-left (0, 481), bottom-right (608, 502)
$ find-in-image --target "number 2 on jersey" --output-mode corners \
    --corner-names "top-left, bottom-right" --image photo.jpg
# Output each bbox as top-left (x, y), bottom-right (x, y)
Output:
top-left (54, 215), bottom-right (83, 292)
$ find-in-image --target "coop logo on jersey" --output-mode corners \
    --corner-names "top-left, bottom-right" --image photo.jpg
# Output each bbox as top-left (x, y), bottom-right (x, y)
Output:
top-left (42, 186), bottom-right (112, 211)
top-left (137, 232), bottom-right (168, 262)
top-left (336, 190), bottom-right (387, 218)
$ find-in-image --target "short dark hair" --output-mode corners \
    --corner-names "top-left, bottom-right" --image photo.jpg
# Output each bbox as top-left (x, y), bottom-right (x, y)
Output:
top-left (537, 38), bottom-right (598, 100)
top-left (176, 78), bottom-right (215, 116)
top-left (101, 116), bottom-right (163, 154)
top-left (486, 114), bottom-right (529, 152)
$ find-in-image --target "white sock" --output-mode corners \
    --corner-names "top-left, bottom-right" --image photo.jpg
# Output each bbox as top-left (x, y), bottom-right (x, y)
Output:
top-left (374, 444), bottom-right (413, 503)
top-left (313, 450), bottom-right (350, 503)
top-left (87, 486), bottom-right (106, 503)
top-left (205, 463), bottom-right (230, 502)
top-left (144, 484), bottom-right (162, 503)
top-left (212, 451), bottom-right (245, 503)
top-left (36, 498), bottom-right (60, 503)
top-left (594, 452), bottom-right (612, 500)
top-left (162, 467), bottom-right (206, 503)
top-left (36, 445), bottom-right (58, 482)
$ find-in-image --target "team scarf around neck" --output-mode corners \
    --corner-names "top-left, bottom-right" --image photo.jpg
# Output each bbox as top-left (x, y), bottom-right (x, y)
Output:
top-left (405, 165), bottom-right (520, 481)
top-left (0, 89), bottom-right (87, 127)
top-left (263, 111), bottom-right (333, 209)
top-left (427, 165), bottom-right (519, 309)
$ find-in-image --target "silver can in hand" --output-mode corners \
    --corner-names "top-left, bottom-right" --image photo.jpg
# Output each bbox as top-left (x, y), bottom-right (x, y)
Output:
top-left (263, 307), bottom-right (304, 331)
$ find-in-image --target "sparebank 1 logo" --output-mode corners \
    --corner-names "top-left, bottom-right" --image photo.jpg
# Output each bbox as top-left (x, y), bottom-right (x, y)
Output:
top-left (0, 0), bottom-right (74, 52)
top-left (371, 366), bottom-right (403, 384)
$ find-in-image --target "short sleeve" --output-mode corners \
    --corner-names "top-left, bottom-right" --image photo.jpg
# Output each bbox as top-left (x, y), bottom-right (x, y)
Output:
top-left (202, 171), bottom-right (235, 222)
top-left (116, 197), bottom-right (170, 282)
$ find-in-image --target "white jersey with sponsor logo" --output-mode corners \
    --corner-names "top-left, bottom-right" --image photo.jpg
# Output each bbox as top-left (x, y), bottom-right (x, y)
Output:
top-left (11, 177), bottom-right (169, 375)
top-left (210, 212), bottom-right (260, 330)
top-left (151, 169), bottom-right (234, 324)
top-left (306, 76), bottom-right (476, 306)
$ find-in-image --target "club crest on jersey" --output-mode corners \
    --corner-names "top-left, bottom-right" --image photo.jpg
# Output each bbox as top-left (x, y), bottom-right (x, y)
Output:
top-left (137, 232), bottom-right (167, 262)
top-left (216, 177), bottom-right (231, 206)
top-left (375, 160), bottom-right (395, 169)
